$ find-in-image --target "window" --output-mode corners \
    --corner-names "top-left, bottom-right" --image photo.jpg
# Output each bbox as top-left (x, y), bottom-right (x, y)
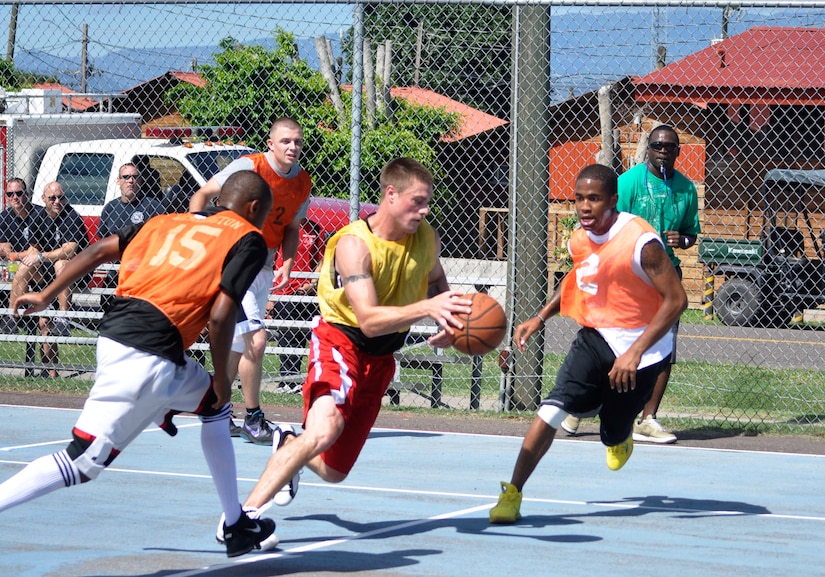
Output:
top-left (57, 153), bottom-right (113, 206)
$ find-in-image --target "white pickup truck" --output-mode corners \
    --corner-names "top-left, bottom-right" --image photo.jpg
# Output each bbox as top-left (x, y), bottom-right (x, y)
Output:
top-left (31, 126), bottom-right (254, 237)
top-left (0, 111), bottom-right (365, 241)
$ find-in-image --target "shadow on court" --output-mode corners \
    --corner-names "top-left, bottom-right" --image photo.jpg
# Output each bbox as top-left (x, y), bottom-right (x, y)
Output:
top-left (2, 405), bottom-right (823, 577)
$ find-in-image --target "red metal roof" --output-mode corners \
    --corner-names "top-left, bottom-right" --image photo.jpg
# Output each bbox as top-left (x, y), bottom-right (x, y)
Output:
top-left (633, 26), bottom-right (825, 107)
top-left (389, 86), bottom-right (508, 141)
top-left (33, 82), bottom-right (100, 111)
top-left (119, 70), bottom-right (206, 94)
top-left (168, 71), bottom-right (207, 88)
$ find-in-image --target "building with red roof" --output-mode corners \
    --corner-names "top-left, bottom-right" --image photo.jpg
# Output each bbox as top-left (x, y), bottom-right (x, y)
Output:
top-left (632, 26), bottom-right (825, 211)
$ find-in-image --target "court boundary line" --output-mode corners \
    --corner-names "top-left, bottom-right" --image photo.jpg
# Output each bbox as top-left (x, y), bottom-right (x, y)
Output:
top-left (3, 404), bottom-right (823, 460)
top-left (0, 422), bottom-right (200, 452)
top-left (164, 503), bottom-right (494, 577)
top-left (3, 456), bottom-right (822, 526)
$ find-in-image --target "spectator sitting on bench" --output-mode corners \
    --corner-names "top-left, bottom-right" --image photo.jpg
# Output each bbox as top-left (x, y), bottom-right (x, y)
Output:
top-left (28, 182), bottom-right (89, 377)
top-left (0, 178), bottom-right (50, 334)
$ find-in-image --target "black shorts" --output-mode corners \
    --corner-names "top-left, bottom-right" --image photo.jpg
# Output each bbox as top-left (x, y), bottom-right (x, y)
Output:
top-left (544, 327), bottom-right (667, 445)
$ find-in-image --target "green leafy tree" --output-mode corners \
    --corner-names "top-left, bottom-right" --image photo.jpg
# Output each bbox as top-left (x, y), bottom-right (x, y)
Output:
top-left (169, 33), bottom-right (330, 153)
top-left (169, 29), bottom-right (460, 203)
top-left (0, 58), bottom-right (56, 89)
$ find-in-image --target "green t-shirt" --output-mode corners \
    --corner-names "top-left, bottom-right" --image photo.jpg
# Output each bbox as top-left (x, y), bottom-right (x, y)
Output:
top-left (617, 162), bottom-right (701, 267)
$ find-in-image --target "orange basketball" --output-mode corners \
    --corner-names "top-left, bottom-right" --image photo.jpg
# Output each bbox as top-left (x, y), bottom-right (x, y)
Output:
top-left (450, 293), bottom-right (507, 356)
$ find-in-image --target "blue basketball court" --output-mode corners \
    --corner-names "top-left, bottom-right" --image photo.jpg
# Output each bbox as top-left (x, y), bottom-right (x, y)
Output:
top-left (1, 403), bottom-right (823, 576)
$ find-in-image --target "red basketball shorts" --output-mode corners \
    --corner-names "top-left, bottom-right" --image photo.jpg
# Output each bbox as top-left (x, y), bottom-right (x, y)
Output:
top-left (302, 317), bottom-right (396, 474)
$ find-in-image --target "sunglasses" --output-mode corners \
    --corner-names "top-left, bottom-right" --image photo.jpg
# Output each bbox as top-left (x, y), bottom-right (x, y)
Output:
top-left (5, 190), bottom-right (25, 198)
top-left (119, 174), bottom-right (139, 180)
top-left (47, 195), bottom-right (66, 202)
top-left (649, 142), bottom-right (679, 152)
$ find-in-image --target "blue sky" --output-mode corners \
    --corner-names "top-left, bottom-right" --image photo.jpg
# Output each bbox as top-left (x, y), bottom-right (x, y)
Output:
top-left (0, 3), bottom-right (823, 97)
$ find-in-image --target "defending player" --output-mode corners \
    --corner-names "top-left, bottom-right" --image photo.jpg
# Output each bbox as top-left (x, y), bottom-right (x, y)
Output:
top-left (489, 164), bottom-right (687, 524)
top-left (190, 117), bottom-right (312, 445)
top-left (0, 171), bottom-right (277, 557)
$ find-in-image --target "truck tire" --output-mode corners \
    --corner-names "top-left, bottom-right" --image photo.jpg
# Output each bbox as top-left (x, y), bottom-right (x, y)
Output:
top-left (714, 278), bottom-right (761, 326)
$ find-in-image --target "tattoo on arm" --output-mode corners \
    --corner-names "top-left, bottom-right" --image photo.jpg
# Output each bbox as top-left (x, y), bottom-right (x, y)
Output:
top-left (341, 273), bottom-right (371, 286)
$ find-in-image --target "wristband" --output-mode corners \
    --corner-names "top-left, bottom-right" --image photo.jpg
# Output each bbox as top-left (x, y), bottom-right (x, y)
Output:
top-left (535, 312), bottom-right (547, 324)
top-left (38, 253), bottom-right (44, 263)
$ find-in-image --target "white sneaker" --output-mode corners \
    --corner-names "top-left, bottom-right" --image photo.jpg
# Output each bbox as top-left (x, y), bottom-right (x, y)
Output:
top-left (215, 504), bottom-right (279, 550)
top-left (632, 416), bottom-right (677, 444)
top-left (272, 424), bottom-right (301, 507)
top-left (560, 415), bottom-right (580, 435)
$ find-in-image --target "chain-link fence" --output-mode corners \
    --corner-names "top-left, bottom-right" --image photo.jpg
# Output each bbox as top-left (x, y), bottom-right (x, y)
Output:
top-left (0, 1), bottom-right (824, 434)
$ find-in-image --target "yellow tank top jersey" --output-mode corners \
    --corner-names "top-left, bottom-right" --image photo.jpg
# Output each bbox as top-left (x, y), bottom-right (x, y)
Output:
top-left (117, 211), bottom-right (261, 348)
top-left (318, 218), bottom-right (436, 332)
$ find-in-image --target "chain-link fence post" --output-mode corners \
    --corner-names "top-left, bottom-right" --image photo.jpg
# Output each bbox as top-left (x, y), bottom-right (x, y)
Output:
top-left (508, 4), bottom-right (550, 411)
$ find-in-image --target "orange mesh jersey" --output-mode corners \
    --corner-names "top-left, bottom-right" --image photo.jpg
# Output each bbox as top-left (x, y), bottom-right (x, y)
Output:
top-left (247, 153), bottom-right (312, 249)
top-left (561, 215), bottom-right (663, 329)
top-left (117, 211), bottom-right (262, 348)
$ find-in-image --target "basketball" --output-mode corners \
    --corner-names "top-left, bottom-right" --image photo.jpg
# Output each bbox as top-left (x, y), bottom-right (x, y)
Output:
top-left (450, 292), bottom-right (507, 356)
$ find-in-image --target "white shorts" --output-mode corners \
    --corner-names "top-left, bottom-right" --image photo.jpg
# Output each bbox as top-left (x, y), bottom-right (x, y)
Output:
top-left (232, 265), bottom-right (275, 352)
top-left (73, 336), bottom-right (212, 451)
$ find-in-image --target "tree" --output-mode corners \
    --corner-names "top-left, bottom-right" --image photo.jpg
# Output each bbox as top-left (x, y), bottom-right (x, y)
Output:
top-left (346, 4), bottom-right (512, 119)
top-left (168, 29), bottom-right (459, 204)
top-left (0, 58), bottom-right (56, 89)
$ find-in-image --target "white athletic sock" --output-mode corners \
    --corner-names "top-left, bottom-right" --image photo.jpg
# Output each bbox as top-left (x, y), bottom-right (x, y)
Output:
top-left (0, 451), bottom-right (81, 512)
top-left (201, 411), bottom-right (241, 526)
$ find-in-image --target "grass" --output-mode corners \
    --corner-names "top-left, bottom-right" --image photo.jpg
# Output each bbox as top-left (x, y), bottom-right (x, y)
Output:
top-left (1, 323), bottom-right (824, 438)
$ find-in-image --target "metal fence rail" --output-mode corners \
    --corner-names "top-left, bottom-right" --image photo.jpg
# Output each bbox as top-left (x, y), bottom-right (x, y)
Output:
top-left (0, 1), bottom-right (824, 433)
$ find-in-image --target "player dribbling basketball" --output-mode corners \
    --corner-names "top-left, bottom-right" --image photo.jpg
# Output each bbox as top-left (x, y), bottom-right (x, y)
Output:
top-left (239, 158), bottom-right (473, 518)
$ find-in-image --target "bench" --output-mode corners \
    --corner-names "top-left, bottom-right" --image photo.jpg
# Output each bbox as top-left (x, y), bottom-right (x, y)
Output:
top-left (388, 346), bottom-right (471, 408)
top-left (0, 271), bottom-right (508, 410)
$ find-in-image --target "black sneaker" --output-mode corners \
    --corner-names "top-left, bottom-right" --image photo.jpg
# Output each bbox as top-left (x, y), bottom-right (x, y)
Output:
top-left (222, 510), bottom-right (277, 557)
top-left (228, 418), bottom-right (243, 437)
top-left (240, 410), bottom-right (275, 445)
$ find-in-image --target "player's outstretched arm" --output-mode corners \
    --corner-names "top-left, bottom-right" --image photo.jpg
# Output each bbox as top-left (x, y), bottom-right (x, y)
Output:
top-left (189, 178), bottom-right (221, 212)
top-left (13, 236), bottom-right (121, 317)
top-left (335, 234), bottom-right (472, 339)
top-left (513, 284), bottom-right (562, 352)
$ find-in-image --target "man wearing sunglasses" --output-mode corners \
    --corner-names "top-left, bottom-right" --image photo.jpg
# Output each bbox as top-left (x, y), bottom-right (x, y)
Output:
top-left (23, 182), bottom-right (89, 376)
top-left (561, 124), bottom-right (700, 445)
top-left (97, 164), bottom-right (165, 309)
top-left (0, 178), bottom-right (51, 334)
top-left (97, 164), bottom-right (165, 239)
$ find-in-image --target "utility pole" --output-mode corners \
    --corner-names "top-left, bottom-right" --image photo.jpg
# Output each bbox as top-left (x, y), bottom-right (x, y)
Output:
top-left (6, 3), bottom-right (18, 61)
top-left (721, 5), bottom-right (739, 40)
top-left (413, 21), bottom-right (423, 86)
top-left (81, 23), bottom-right (88, 93)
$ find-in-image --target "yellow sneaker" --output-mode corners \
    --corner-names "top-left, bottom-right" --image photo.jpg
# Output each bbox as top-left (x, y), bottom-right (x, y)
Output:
top-left (606, 437), bottom-right (633, 471)
top-left (489, 481), bottom-right (522, 524)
